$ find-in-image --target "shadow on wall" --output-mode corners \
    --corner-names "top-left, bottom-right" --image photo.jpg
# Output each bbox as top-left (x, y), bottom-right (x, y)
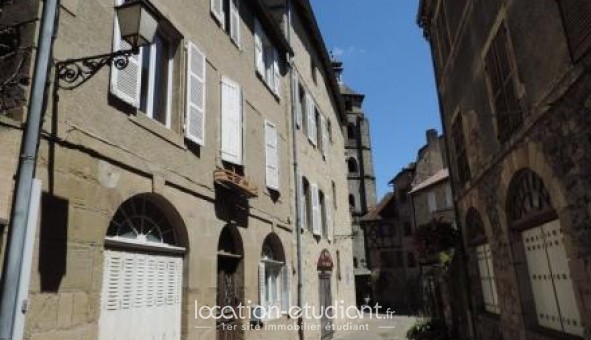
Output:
top-left (214, 185), bottom-right (249, 228)
top-left (38, 193), bottom-right (68, 292)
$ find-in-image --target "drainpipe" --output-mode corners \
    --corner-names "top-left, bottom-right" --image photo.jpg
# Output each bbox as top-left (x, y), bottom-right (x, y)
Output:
top-left (284, 1), bottom-right (304, 338)
top-left (0, 0), bottom-right (59, 338)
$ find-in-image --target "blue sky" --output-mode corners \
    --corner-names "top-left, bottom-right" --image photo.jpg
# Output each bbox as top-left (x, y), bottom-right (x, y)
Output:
top-left (310, 0), bottom-right (441, 199)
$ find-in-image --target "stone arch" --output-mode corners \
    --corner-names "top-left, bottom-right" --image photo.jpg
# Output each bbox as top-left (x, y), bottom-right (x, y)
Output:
top-left (465, 207), bottom-right (487, 245)
top-left (347, 157), bottom-right (359, 173)
top-left (105, 192), bottom-right (189, 250)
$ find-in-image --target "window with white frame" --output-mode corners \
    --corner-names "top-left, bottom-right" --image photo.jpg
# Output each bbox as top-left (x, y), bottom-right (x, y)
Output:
top-left (467, 208), bottom-right (499, 314)
top-left (211, 0), bottom-right (241, 47)
top-left (476, 243), bottom-right (500, 314)
top-left (306, 94), bottom-right (317, 145)
top-left (259, 234), bottom-right (290, 320)
top-left (220, 76), bottom-right (243, 165)
top-left (110, 0), bottom-right (179, 128)
top-left (254, 19), bottom-right (280, 95)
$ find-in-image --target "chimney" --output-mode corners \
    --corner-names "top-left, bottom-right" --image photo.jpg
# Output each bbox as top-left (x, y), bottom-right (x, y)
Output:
top-left (331, 56), bottom-right (343, 83)
top-left (426, 129), bottom-right (438, 144)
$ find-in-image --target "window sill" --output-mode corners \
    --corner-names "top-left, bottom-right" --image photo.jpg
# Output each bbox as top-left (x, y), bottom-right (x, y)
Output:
top-left (255, 71), bottom-right (281, 102)
top-left (128, 113), bottom-right (186, 150)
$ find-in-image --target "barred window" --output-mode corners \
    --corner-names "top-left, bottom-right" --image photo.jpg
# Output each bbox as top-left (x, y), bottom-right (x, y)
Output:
top-left (558, 0), bottom-right (591, 61)
top-left (484, 24), bottom-right (522, 142)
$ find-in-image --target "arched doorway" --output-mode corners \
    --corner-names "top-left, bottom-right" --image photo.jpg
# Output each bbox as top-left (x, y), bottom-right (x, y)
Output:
top-left (217, 225), bottom-right (244, 340)
top-left (99, 194), bottom-right (186, 340)
top-left (317, 249), bottom-right (334, 339)
top-left (507, 169), bottom-right (582, 336)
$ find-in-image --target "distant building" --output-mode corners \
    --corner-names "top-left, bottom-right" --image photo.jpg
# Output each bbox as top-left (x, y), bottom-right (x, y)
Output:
top-left (419, 0), bottom-right (591, 339)
top-left (332, 60), bottom-right (378, 307)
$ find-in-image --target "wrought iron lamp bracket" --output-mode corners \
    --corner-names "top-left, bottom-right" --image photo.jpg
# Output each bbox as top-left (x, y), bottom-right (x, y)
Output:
top-left (55, 47), bottom-right (138, 90)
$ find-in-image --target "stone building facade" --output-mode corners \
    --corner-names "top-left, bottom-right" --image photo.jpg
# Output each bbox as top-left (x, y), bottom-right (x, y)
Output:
top-left (0, 0), bottom-right (355, 339)
top-left (419, 0), bottom-right (591, 339)
top-left (331, 60), bottom-right (377, 307)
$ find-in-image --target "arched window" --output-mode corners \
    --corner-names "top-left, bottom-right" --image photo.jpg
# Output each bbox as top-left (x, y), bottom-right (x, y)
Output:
top-left (347, 157), bottom-right (358, 173)
top-left (466, 208), bottom-right (499, 314)
top-left (507, 169), bottom-right (582, 336)
top-left (507, 169), bottom-right (553, 225)
top-left (101, 194), bottom-right (185, 339)
top-left (106, 195), bottom-right (179, 247)
top-left (259, 233), bottom-right (289, 319)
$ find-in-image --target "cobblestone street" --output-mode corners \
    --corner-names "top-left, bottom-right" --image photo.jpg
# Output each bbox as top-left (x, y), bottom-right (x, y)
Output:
top-left (335, 314), bottom-right (418, 340)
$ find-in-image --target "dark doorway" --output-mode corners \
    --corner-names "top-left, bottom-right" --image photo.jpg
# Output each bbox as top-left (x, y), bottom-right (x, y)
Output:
top-left (217, 225), bottom-right (244, 340)
top-left (317, 249), bottom-right (334, 339)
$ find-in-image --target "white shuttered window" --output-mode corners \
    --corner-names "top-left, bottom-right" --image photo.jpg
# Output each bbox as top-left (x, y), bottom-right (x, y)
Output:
top-left (110, 0), bottom-right (141, 108)
top-left (311, 184), bottom-right (321, 236)
top-left (522, 220), bottom-right (583, 336)
top-left (321, 115), bottom-right (328, 158)
top-left (254, 19), bottom-right (281, 96)
top-left (476, 244), bottom-right (499, 314)
top-left (307, 95), bottom-right (317, 145)
top-left (326, 196), bottom-right (334, 241)
top-left (229, 0), bottom-right (240, 47)
top-left (99, 250), bottom-right (182, 340)
top-left (185, 42), bottom-right (206, 145)
top-left (220, 77), bottom-right (243, 165)
top-left (210, 0), bottom-right (224, 26)
top-left (264, 121), bottom-right (279, 190)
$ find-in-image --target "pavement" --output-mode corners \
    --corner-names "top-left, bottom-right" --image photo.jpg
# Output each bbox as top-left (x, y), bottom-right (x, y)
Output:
top-left (333, 313), bottom-right (419, 340)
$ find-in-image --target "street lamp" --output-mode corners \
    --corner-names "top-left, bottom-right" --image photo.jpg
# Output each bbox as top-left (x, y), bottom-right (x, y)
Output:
top-left (56, 0), bottom-right (161, 90)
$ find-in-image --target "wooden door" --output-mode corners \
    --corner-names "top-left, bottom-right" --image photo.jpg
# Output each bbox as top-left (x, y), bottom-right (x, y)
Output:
top-left (217, 256), bottom-right (244, 340)
top-left (318, 272), bottom-right (333, 339)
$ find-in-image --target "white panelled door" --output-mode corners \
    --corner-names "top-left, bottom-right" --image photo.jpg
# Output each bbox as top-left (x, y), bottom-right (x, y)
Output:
top-left (522, 220), bottom-right (583, 336)
top-left (99, 250), bottom-right (182, 340)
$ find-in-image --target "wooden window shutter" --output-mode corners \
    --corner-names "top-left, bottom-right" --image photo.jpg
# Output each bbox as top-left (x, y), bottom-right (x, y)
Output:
top-left (311, 183), bottom-right (321, 236)
top-left (281, 265), bottom-right (291, 312)
top-left (254, 20), bottom-right (265, 76)
top-left (185, 42), bottom-right (206, 146)
top-left (264, 121), bottom-right (279, 190)
top-left (542, 221), bottom-right (584, 336)
top-left (306, 94), bottom-right (315, 143)
top-left (110, 0), bottom-right (142, 107)
top-left (298, 174), bottom-right (305, 231)
top-left (559, 0), bottom-right (591, 61)
top-left (273, 48), bottom-right (281, 95)
top-left (258, 262), bottom-right (266, 307)
top-left (321, 115), bottom-right (328, 158)
top-left (522, 226), bottom-right (563, 332)
top-left (229, 0), bottom-right (241, 47)
top-left (220, 77), bottom-right (243, 165)
top-left (293, 74), bottom-right (302, 128)
top-left (326, 197), bottom-right (333, 241)
top-left (211, 0), bottom-right (224, 27)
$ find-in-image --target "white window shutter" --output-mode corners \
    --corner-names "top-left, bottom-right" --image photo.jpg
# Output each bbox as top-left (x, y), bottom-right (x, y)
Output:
top-left (484, 244), bottom-right (499, 313)
top-left (542, 221), bottom-right (584, 336)
top-left (298, 175), bottom-right (305, 231)
top-left (229, 0), bottom-right (240, 47)
top-left (326, 197), bottom-right (334, 241)
top-left (293, 75), bottom-right (302, 128)
top-left (281, 265), bottom-right (291, 312)
top-left (211, 0), bottom-right (224, 27)
top-left (477, 245), bottom-right (494, 312)
top-left (254, 20), bottom-right (265, 76)
top-left (311, 183), bottom-right (321, 236)
top-left (321, 115), bottom-right (328, 158)
top-left (522, 226), bottom-right (562, 332)
top-left (221, 77), bottom-right (243, 165)
top-left (110, 0), bottom-right (141, 107)
top-left (265, 121), bottom-right (279, 190)
top-left (258, 262), bottom-right (266, 307)
top-left (273, 48), bottom-right (280, 95)
top-left (306, 95), bottom-right (316, 144)
top-left (185, 42), bottom-right (206, 146)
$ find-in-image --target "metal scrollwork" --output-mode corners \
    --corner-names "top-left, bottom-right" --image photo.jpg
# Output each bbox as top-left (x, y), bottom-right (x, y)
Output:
top-left (55, 48), bottom-right (138, 90)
